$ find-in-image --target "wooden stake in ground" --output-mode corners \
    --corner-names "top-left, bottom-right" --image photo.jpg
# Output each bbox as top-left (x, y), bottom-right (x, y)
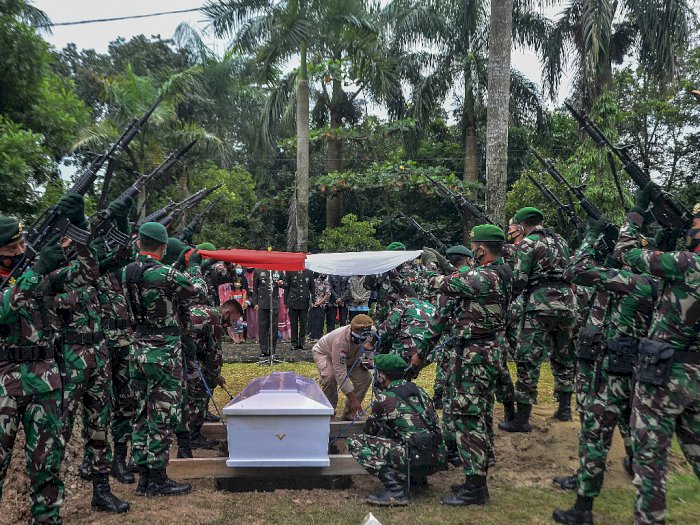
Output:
top-left (485, 0), bottom-right (514, 225)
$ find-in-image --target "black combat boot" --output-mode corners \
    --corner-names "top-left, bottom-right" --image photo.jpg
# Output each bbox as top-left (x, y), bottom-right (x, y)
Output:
top-left (552, 495), bottom-right (594, 524)
top-left (554, 392), bottom-right (573, 422)
top-left (501, 400), bottom-right (516, 424)
top-left (410, 476), bottom-right (428, 490)
top-left (498, 403), bottom-right (532, 433)
top-left (135, 466), bottom-right (149, 496)
top-left (553, 474), bottom-right (578, 490)
top-left (91, 473), bottom-right (130, 513)
top-left (190, 431), bottom-right (219, 450)
top-left (366, 467), bottom-right (409, 506)
top-left (623, 456), bottom-right (634, 478)
top-left (78, 457), bottom-right (93, 481)
top-left (176, 432), bottom-right (193, 459)
top-left (146, 467), bottom-right (192, 497)
top-left (445, 439), bottom-right (462, 467)
top-left (111, 444), bottom-right (135, 484)
top-left (205, 409), bottom-right (220, 423)
top-left (441, 475), bottom-right (488, 506)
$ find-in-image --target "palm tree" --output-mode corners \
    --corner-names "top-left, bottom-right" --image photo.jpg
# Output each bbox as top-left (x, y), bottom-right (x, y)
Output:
top-left (485, 0), bottom-right (514, 224)
top-left (540, 0), bottom-right (692, 109)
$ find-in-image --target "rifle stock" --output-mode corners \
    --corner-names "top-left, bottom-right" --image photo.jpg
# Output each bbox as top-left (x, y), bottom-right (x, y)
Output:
top-left (423, 173), bottom-right (500, 228)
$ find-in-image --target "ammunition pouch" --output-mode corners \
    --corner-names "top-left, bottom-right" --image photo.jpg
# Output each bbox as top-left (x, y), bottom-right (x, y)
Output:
top-left (106, 319), bottom-right (129, 330)
top-left (405, 431), bottom-right (443, 469)
top-left (576, 327), bottom-right (602, 362)
top-left (637, 338), bottom-right (675, 385)
top-left (63, 331), bottom-right (103, 345)
top-left (0, 345), bottom-right (55, 362)
top-left (606, 336), bottom-right (638, 376)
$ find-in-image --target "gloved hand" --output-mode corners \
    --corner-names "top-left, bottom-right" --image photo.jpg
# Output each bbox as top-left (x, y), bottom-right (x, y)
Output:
top-left (188, 250), bottom-right (202, 267)
top-left (33, 239), bottom-right (67, 275)
top-left (631, 182), bottom-right (656, 225)
top-left (421, 247), bottom-right (438, 266)
top-left (428, 248), bottom-right (452, 274)
top-left (56, 193), bottom-right (88, 229)
top-left (653, 228), bottom-right (682, 252)
top-left (107, 196), bottom-right (133, 234)
top-left (180, 226), bottom-right (196, 244)
top-left (587, 217), bottom-right (609, 237)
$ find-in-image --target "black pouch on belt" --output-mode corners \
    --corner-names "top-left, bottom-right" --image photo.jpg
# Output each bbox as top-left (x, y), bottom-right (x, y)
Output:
top-left (576, 327), bottom-right (602, 362)
top-left (606, 336), bottom-right (638, 376)
top-left (637, 338), bottom-right (675, 386)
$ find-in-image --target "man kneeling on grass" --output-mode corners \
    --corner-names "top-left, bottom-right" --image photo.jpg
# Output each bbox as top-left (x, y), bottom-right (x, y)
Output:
top-left (348, 354), bottom-right (445, 506)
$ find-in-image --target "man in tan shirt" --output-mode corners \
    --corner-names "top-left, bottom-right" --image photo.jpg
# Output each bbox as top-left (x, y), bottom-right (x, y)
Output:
top-left (312, 314), bottom-right (375, 420)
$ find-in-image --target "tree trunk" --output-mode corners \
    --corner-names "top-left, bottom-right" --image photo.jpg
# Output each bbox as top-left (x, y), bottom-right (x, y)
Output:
top-left (294, 43), bottom-right (310, 252)
top-left (462, 122), bottom-right (479, 242)
top-left (326, 77), bottom-right (344, 229)
top-left (485, 0), bottom-right (513, 226)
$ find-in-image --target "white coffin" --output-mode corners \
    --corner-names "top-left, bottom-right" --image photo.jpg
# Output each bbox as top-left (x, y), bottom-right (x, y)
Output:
top-left (223, 372), bottom-right (334, 467)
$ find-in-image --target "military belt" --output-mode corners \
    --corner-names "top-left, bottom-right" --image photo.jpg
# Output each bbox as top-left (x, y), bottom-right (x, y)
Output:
top-left (106, 319), bottom-right (129, 330)
top-left (0, 345), bottom-right (55, 362)
top-left (451, 333), bottom-right (498, 347)
top-left (675, 351), bottom-right (700, 365)
top-left (135, 325), bottom-right (181, 336)
top-left (63, 332), bottom-right (104, 345)
top-left (528, 278), bottom-right (567, 292)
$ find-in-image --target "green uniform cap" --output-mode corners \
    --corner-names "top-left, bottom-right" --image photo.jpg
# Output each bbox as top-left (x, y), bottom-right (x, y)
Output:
top-left (374, 353), bottom-right (408, 374)
top-left (196, 242), bottom-right (216, 251)
top-left (386, 241), bottom-right (406, 251)
top-left (138, 222), bottom-right (168, 244)
top-left (162, 237), bottom-right (188, 265)
top-left (0, 216), bottom-right (21, 247)
top-left (446, 245), bottom-right (473, 258)
top-left (470, 224), bottom-right (505, 242)
top-left (512, 206), bottom-right (544, 224)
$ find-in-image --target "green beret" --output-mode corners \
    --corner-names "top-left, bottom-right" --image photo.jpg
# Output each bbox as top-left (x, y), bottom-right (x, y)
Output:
top-left (386, 241), bottom-right (406, 251)
top-left (374, 353), bottom-right (408, 374)
top-left (512, 207), bottom-right (544, 224)
top-left (138, 222), bottom-right (168, 245)
top-left (196, 242), bottom-right (216, 251)
top-left (162, 237), bottom-right (188, 265)
top-left (446, 245), bottom-right (473, 258)
top-left (471, 224), bottom-right (505, 242)
top-left (0, 216), bottom-right (21, 247)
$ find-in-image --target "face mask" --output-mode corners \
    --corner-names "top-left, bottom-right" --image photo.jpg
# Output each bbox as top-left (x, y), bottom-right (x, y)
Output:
top-left (507, 229), bottom-right (522, 244)
top-left (236, 268), bottom-right (243, 275)
top-left (687, 228), bottom-right (700, 252)
top-left (0, 253), bottom-right (24, 270)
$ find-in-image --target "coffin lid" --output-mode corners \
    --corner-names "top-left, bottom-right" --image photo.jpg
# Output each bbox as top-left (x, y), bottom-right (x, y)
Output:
top-left (223, 372), bottom-right (334, 415)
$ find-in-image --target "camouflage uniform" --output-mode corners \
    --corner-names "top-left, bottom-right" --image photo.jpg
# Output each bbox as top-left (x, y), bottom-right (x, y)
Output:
top-left (0, 250), bottom-right (96, 524)
top-left (184, 305), bottom-right (224, 436)
top-left (419, 258), bottom-right (511, 478)
top-left (512, 225), bottom-right (577, 405)
top-left (565, 232), bottom-right (656, 499)
top-left (52, 279), bottom-right (112, 476)
top-left (123, 254), bottom-right (206, 470)
top-left (378, 297), bottom-right (435, 361)
top-left (347, 378), bottom-right (444, 475)
top-left (613, 212), bottom-right (700, 525)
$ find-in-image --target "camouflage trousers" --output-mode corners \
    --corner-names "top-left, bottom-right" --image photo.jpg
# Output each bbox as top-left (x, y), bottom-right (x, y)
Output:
top-left (130, 358), bottom-right (183, 469)
top-left (494, 336), bottom-right (515, 406)
top-left (347, 434), bottom-right (407, 475)
top-left (514, 312), bottom-right (576, 405)
top-left (451, 362), bottom-right (497, 478)
top-left (187, 360), bottom-right (217, 436)
top-left (631, 363), bottom-right (700, 525)
top-left (0, 389), bottom-right (64, 524)
top-left (574, 358), bottom-right (598, 418)
top-left (61, 355), bottom-right (112, 475)
top-left (578, 360), bottom-right (634, 498)
top-left (109, 344), bottom-right (134, 446)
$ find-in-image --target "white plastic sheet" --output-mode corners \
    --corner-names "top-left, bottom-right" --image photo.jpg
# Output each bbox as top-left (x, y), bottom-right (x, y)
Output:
top-left (305, 250), bottom-right (423, 276)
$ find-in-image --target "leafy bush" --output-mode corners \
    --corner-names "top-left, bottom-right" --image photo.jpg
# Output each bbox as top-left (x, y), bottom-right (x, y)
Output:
top-left (318, 214), bottom-right (383, 252)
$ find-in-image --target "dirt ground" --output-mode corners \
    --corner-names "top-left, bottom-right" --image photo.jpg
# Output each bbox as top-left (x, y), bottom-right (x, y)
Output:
top-left (1, 348), bottom-right (697, 525)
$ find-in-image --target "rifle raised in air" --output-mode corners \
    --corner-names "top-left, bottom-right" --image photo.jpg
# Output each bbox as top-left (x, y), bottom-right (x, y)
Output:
top-left (526, 174), bottom-right (585, 234)
top-left (1, 98), bottom-right (161, 291)
top-left (176, 194), bottom-right (224, 242)
top-left (158, 184), bottom-right (223, 228)
top-left (422, 173), bottom-right (501, 228)
top-left (396, 212), bottom-right (447, 252)
top-left (564, 102), bottom-right (692, 231)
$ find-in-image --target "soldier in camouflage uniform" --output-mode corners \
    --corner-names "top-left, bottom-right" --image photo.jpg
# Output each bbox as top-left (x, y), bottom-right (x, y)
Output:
top-left (554, 219), bottom-right (657, 525)
top-left (124, 222), bottom-right (207, 497)
top-left (0, 196), bottom-right (98, 524)
top-left (500, 207), bottom-right (578, 433)
top-left (348, 353), bottom-right (444, 506)
top-left (613, 192), bottom-right (698, 525)
top-left (413, 224), bottom-right (512, 506)
top-left (377, 285), bottom-right (435, 365)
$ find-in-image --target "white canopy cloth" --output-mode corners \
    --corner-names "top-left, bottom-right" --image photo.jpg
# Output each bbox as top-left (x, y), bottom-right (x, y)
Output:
top-left (304, 250), bottom-right (423, 276)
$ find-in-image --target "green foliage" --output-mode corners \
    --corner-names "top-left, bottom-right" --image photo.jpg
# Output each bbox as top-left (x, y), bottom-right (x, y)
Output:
top-left (318, 214), bottom-right (383, 252)
top-left (0, 115), bottom-right (54, 218)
